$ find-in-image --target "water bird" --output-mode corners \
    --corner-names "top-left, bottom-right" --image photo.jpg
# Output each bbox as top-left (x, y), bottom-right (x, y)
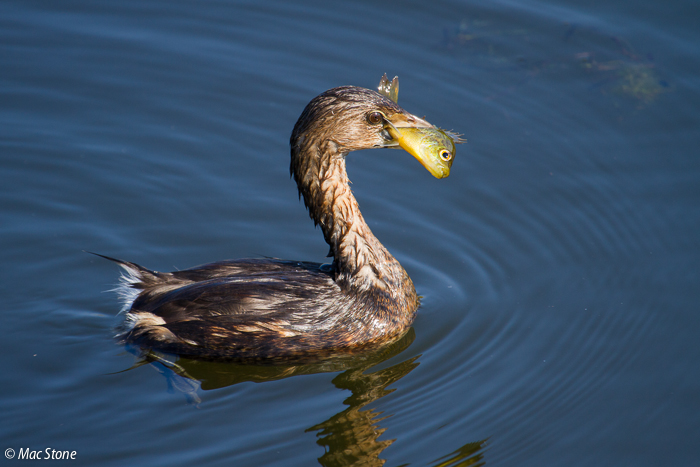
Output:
top-left (102, 75), bottom-right (461, 360)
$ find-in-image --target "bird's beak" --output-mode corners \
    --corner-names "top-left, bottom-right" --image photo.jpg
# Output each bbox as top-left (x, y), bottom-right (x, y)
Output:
top-left (380, 112), bottom-right (434, 148)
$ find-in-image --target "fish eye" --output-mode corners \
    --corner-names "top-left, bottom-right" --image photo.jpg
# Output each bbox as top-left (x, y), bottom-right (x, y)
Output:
top-left (367, 111), bottom-right (384, 125)
top-left (439, 149), bottom-right (452, 161)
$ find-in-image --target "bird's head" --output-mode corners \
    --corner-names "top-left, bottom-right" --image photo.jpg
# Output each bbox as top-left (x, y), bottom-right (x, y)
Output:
top-left (291, 83), bottom-right (458, 179)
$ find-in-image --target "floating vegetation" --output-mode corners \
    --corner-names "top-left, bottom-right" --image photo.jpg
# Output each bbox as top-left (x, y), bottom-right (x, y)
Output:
top-left (442, 17), bottom-right (670, 106)
top-left (615, 63), bottom-right (669, 102)
top-left (577, 54), bottom-right (669, 103)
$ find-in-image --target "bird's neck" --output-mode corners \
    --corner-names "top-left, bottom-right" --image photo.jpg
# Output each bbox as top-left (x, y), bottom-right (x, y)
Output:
top-left (294, 140), bottom-right (415, 298)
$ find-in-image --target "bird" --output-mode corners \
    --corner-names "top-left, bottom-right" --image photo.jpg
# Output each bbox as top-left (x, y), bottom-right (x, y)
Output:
top-left (102, 77), bottom-right (457, 361)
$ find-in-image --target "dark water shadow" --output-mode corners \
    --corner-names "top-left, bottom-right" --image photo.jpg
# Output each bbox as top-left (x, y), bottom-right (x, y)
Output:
top-left (119, 329), bottom-right (486, 465)
top-left (156, 328), bottom-right (418, 390)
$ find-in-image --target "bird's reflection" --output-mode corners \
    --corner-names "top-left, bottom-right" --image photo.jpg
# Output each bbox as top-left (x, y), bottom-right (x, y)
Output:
top-left (307, 355), bottom-right (419, 466)
top-left (122, 328), bottom-right (486, 466)
top-left (143, 328), bottom-right (417, 392)
top-left (306, 356), bottom-right (486, 467)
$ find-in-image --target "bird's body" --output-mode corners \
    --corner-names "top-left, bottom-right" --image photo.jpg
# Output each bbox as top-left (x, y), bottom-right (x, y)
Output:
top-left (109, 80), bottom-right (456, 361)
top-left (113, 257), bottom-right (415, 360)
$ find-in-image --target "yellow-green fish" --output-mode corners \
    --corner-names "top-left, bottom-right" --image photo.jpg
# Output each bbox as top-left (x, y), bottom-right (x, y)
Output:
top-left (389, 126), bottom-right (462, 179)
top-left (377, 73), bottom-right (400, 104)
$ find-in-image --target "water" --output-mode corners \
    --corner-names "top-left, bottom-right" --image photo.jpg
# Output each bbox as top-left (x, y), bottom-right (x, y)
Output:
top-left (2, 0), bottom-right (699, 465)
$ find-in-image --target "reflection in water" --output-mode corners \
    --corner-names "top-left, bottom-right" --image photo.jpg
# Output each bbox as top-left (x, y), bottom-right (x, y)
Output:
top-left (429, 441), bottom-right (486, 467)
top-left (121, 329), bottom-right (486, 465)
top-left (307, 356), bottom-right (419, 466)
top-left (154, 328), bottom-right (417, 390)
top-left (307, 359), bottom-right (487, 467)
top-left (307, 357), bottom-right (418, 466)
top-left (307, 355), bottom-right (486, 467)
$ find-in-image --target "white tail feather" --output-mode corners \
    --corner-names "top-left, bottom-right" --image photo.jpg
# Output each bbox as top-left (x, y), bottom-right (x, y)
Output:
top-left (109, 263), bottom-right (143, 314)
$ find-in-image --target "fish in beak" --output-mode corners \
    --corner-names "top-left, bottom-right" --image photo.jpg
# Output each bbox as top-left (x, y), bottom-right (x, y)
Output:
top-left (377, 74), bottom-right (463, 178)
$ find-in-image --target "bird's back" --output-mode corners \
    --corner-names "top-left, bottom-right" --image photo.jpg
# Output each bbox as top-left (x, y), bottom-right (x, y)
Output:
top-left (111, 257), bottom-right (393, 360)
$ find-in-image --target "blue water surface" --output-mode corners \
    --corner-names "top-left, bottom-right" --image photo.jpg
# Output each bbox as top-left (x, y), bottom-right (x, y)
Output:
top-left (1, 0), bottom-right (699, 465)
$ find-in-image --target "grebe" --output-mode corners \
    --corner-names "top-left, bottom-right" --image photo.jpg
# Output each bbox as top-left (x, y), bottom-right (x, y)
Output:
top-left (105, 76), bottom-right (458, 360)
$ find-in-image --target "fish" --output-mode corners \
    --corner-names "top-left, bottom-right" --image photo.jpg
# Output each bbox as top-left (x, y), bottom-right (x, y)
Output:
top-left (378, 73), bottom-right (400, 104)
top-left (388, 126), bottom-right (462, 179)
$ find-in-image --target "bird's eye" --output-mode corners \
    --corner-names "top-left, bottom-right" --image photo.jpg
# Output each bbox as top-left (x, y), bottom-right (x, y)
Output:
top-left (367, 111), bottom-right (384, 125)
top-left (439, 150), bottom-right (452, 161)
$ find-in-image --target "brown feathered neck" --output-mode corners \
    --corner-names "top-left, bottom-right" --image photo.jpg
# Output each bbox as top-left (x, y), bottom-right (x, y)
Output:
top-left (289, 86), bottom-right (412, 295)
